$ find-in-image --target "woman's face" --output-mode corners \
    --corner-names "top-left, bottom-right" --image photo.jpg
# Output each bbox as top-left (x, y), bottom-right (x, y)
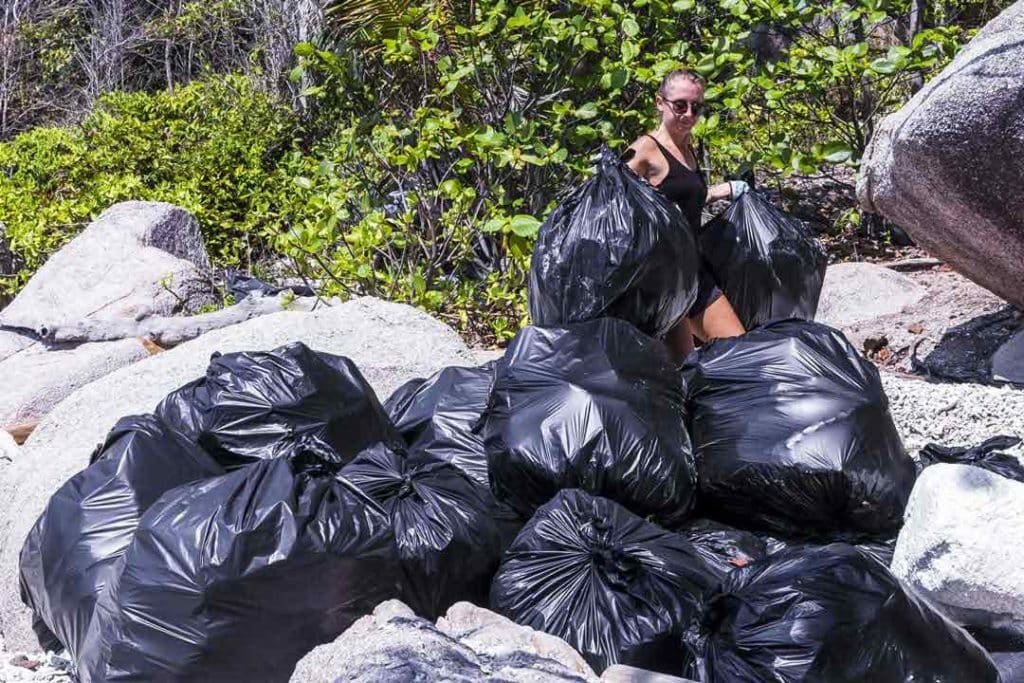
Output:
top-left (657, 78), bottom-right (704, 134)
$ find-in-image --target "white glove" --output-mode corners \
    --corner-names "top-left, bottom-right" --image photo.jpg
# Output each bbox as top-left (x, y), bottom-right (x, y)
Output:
top-left (729, 180), bottom-right (749, 199)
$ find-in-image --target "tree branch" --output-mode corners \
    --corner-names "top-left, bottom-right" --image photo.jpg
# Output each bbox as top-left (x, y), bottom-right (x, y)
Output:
top-left (0, 294), bottom-right (313, 346)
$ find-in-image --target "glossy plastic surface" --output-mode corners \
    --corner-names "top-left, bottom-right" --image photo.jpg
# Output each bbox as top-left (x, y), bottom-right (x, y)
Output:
top-left (484, 318), bottom-right (697, 527)
top-left (529, 146), bottom-right (700, 337)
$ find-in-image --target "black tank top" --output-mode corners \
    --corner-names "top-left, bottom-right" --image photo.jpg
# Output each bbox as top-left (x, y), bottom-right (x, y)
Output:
top-left (646, 134), bottom-right (707, 230)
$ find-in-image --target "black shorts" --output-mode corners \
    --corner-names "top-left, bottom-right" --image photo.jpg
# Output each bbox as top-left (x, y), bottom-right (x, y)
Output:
top-left (688, 267), bottom-right (723, 320)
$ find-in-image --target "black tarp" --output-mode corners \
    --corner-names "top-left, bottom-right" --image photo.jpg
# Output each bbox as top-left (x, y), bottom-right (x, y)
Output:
top-left (699, 190), bottom-right (827, 330)
top-left (919, 435), bottom-right (1024, 483)
top-left (528, 146), bottom-right (700, 338)
top-left (490, 489), bottom-right (716, 675)
top-left (483, 318), bottom-right (697, 527)
top-left (684, 319), bottom-right (915, 539)
top-left (683, 543), bottom-right (999, 682)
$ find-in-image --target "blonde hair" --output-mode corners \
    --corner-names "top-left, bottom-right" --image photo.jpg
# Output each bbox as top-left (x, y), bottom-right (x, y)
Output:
top-left (658, 69), bottom-right (705, 96)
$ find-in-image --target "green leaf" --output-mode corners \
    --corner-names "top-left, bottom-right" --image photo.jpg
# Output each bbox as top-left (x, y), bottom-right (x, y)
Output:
top-left (871, 57), bottom-right (898, 74)
top-left (509, 214), bottom-right (541, 237)
top-left (621, 40), bottom-right (639, 62)
top-left (622, 17), bottom-right (640, 37)
top-left (574, 102), bottom-right (599, 119)
top-left (507, 7), bottom-right (531, 29)
top-left (821, 141), bottom-right (853, 163)
top-left (481, 218), bottom-right (507, 233)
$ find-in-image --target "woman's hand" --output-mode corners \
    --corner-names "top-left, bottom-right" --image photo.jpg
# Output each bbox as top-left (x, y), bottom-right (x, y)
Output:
top-left (708, 180), bottom-right (749, 201)
top-left (707, 180), bottom-right (749, 202)
top-left (728, 180), bottom-right (749, 199)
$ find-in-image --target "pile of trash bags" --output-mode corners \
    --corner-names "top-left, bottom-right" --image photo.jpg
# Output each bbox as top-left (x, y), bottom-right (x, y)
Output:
top-left (19, 151), bottom-right (1003, 681)
top-left (22, 343), bottom-right (517, 681)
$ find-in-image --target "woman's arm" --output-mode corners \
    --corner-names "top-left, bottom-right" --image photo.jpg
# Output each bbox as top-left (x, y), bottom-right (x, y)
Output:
top-left (624, 137), bottom-right (654, 180)
top-left (706, 182), bottom-right (733, 202)
top-left (706, 180), bottom-right (749, 202)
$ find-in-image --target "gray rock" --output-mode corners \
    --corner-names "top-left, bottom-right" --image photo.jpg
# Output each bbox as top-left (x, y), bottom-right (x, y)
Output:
top-left (993, 327), bottom-right (1024, 385)
top-left (600, 665), bottom-right (697, 683)
top-left (892, 464), bottom-right (1024, 636)
top-left (815, 263), bottom-right (925, 328)
top-left (0, 201), bottom-right (214, 362)
top-left (289, 600), bottom-right (595, 683)
top-left (0, 340), bottom-right (153, 431)
top-left (436, 602), bottom-right (597, 680)
top-left (289, 600), bottom-right (485, 683)
top-left (0, 297), bottom-right (478, 652)
top-left (857, 1), bottom-right (1024, 308)
top-left (0, 430), bottom-right (16, 463)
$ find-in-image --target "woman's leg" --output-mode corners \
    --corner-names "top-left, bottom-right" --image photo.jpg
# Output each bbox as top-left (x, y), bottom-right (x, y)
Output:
top-left (691, 295), bottom-right (745, 341)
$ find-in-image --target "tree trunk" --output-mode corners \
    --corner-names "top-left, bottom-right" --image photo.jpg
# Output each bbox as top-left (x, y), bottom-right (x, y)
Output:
top-left (908, 0), bottom-right (926, 93)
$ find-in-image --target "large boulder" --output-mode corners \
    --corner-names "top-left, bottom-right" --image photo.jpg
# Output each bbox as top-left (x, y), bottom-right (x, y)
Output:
top-left (892, 464), bottom-right (1024, 636)
top-left (0, 340), bottom-right (154, 431)
top-left (0, 431), bottom-right (16, 463)
top-left (0, 202), bottom-right (217, 431)
top-left (857, 1), bottom-right (1024, 308)
top-left (0, 297), bottom-right (478, 652)
top-left (288, 600), bottom-right (596, 683)
top-left (0, 201), bottom-right (214, 362)
top-left (815, 262), bottom-right (925, 328)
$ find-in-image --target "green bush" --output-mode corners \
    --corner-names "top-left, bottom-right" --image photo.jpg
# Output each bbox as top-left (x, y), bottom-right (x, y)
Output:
top-left (0, 74), bottom-right (299, 296)
top-left (275, 0), bottom-right (965, 344)
top-left (0, 0), bottom-right (985, 344)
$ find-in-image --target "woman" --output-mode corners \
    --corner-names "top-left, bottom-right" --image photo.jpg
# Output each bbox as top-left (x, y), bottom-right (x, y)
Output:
top-left (624, 68), bottom-right (747, 359)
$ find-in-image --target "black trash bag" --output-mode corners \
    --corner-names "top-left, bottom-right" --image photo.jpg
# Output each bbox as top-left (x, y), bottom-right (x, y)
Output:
top-left (338, 442), bottom-right (519, 618)
top-left (528, 146), bottom-right (700, 338)
top-left (483, 318), bottom-right (697, 526)
top-left (224, 268), bottom-right (315, 301)
top-left (684, 319), bottom-right (914, 538)
top-left (384, 363), bottom-right (495, 487)
top-left (682, 543), bottom-right (999, 682)
top-left (490, 489), bottom-right (716, 675)
top-left (700, 190), bottom-right (827, 330)
top-left (78, 448), bottom-right (401, 683)
top-left (156, 342), bottom-right (400, 470)
top-left (677, 519), bottom-right (767, 575)
top-left (919, 435), bottom-right (1024, 483)
top-left (758, 533), bottom-right (896, 567)
top-left (19, 415), bottom-right (223, 659)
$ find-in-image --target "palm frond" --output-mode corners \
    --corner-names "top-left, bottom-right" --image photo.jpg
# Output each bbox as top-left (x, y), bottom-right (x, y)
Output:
top-left (323, 0), bottom-right (414, 41)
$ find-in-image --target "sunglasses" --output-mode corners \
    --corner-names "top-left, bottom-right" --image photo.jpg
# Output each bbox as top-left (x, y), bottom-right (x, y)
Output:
top-left (661, 96), bottom-right (705, 116)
